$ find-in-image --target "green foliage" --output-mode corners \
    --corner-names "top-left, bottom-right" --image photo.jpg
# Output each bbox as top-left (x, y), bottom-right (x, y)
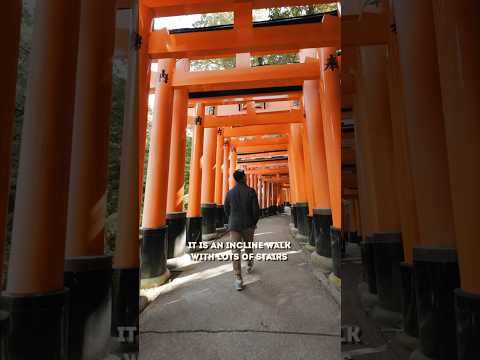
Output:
top-left (9, 5), bottom-right (34, 218)
top-left (189, 4), bottom-right (337, 71)
top-left (190, 58), bottom-right (235, 71)
top-left (103, 61), bottom-right (127, 250)
top-left (107, 62), bottom-right (127, 217)
top-left (184, 134), bottom-right (192, 197)
top-left (192, 11), bottom-right (234, 27)
top-left (267, 4), bottom-right (337, 19)
top-left (251, 53), bottom-right (299, 67)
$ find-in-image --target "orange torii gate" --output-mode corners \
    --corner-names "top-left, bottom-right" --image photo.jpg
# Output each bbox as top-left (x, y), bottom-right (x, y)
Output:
top-left (137, 0), bottom-right (341, 328)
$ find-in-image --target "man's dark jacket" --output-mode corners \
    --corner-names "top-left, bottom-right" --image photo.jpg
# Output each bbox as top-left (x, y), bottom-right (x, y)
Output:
top-left (224, 182), bottom-right (260, 231)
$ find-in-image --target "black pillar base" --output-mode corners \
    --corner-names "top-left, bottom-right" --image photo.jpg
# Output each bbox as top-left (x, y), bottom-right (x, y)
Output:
top-left (341, 231), bottom-right (347, 257)
top-left (362, 236), bottom-right (377, 294)
top-left (347, 231), bottom-right (360, 244)
top-left (0, 310), bottom-right (9, 358)
top-left (371, 232), bottom-right (404, 312)
top-left (186, 216), bottom-right (202, 247)
top-left (215, 205), bottom-right (225, 229)
top-left (111, 267), bottom-right (139, 339)
top-left (313, 209), bottom-right (333, 257)
top-left (306, 215), bottom-right (313, 240)
top-left (295, 202), bottom-right (309, 236)
top-left (414, 246), bottom-right (460, 360)
top-left (292, 205), bottom-right (298, 227)
top-left (331, 227), bottom-right (342, 278)
top-left (308, 217), bottom-right (315, 247)
top-left (166, 212), bottom-right (187, 259)
top-left (64, 256), bottom-right (112, 360)
top-left (201, 204), bottom-right (216, 236)
top-left (455, 289), bottom-right (480, 360)
top-left (0, 288), bottom-right (69, 360)
top-left (400, 262), bottom-right (418, 337)
top-left (141, 226), bottom-right (167, 280)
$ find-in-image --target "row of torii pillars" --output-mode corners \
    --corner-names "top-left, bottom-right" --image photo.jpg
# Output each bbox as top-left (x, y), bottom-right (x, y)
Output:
top-left (0, 1), bottom-right (343, 359)
top-left (139, 47), bottom-right (342, 290)
top-left (0, 1), bottom-right (139, 359)
top-left (340, 1), bottom-right (480, 359)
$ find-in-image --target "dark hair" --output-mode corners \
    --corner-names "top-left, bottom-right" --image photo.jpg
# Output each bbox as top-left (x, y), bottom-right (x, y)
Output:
top-left (233, 170), bottom-right (246, 182)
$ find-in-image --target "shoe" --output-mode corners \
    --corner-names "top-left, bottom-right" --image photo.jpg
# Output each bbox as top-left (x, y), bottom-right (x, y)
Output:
top-left (234, 278), bottom-right (244, 291)
top-left (246, 261), bottom-right (254, 274)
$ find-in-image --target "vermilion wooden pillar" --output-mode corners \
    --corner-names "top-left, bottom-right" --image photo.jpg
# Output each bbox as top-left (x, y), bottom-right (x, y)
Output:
top-left (287, 143), bottom-right (297, 227)
top-left (289, 126), bottom-right (307, 204)
top-left (355, 45), bottom-right (402, 313)
top-left (301, 126), bottom-right (316, 246)
top-left (355, 46), bottom-right (400, 232)
top-left (112, 3), bottom-right (141, 339)
top-left (257, 177), bottom-right (262, 211)
top-left (260, 179), bottom-right (266, 212)
top-left (264, 180), bottom-right (270, 215)
top-left (353, 89), bottom-right (376, 244)
top-left (433, 0), bottom-right (480, 295)
top-left (0, 0), bottom-right (21, 287)
top-left (200, 127), bottom-right (217, 239)
top-left (200, 128), bottom-right (217, 205)
top-left (393, 0), bottom-right (455, 247)
top-left (166, 60), bottom-right (189, 214)
top-left (3, 1), bottom-right (81, 358)
top-left (385, 6), bottom-right (419, 266)
top-left (142, 59), bottom-right (175, 227)
top-left (289, 124), bottom-right (309, 240)
top-left (214, 128), bottom-right (225, 228)
top-left (394, 1), bottom-right (459, 358)
top-left (66, 0), bottom-right (116, 257)
top-left (318, 48), bottom-right (342, 230)
top-left (187, 104), bottom-right (205, 244)
top-left (138, 3), bottom-right (153, 209)
top-left (222, 140), bottom-right (230, 202)
top-left (63, 1), bottom-right (117, 356)
top-left (165, 59), bottom-right (189, 259)
top-left (301, 128), bottom-right (315, 218)
top-left (229, 148), bottom-right (238, 188)
top-left (272, 182), bottom-right (277, 209)
top-left (385, 2), bottom-right (421, 337)
top-left (141, 58), bottom-right (175, 288)
top-left (6, 0), bottom-right (80, 293)
top-left (302, 72), bottom-right (332, 260)
top-left (433, 1), bottom-right (480, 357)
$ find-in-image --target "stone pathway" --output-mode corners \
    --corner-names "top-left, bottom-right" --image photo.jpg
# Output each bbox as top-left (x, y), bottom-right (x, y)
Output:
top-left (139, 214), bottom-right (341, 360)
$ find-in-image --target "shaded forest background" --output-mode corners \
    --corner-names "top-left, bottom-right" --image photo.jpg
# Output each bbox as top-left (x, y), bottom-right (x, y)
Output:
top-left (3, 2), bottom-right (336, 282)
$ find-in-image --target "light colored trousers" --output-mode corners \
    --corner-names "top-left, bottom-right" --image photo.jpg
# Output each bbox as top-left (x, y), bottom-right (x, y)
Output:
top-left (230, 227), bottom-right (255, 278)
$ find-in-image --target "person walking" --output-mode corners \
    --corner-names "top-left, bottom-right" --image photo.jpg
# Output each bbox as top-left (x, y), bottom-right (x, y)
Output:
top-left (224, 170), bottom-right (260, 290)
